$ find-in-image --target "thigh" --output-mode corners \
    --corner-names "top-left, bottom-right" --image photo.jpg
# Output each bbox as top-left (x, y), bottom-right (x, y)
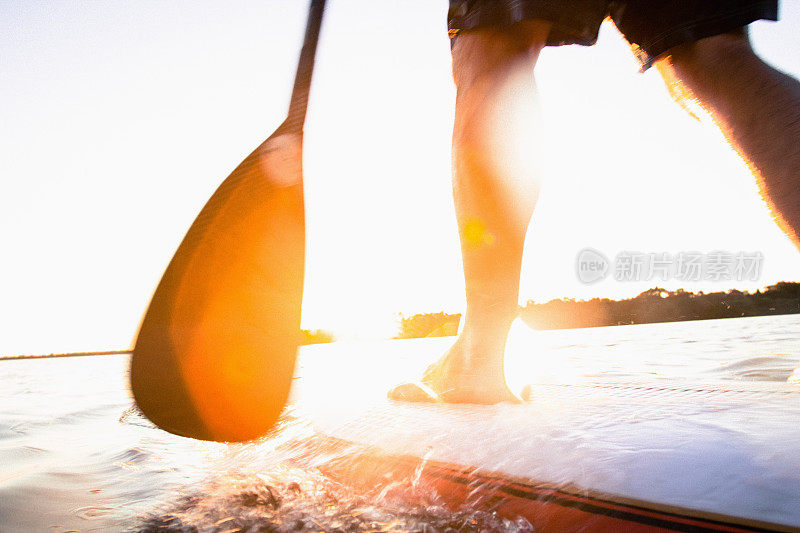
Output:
top-left (614, 0), bottom-right (779, 71)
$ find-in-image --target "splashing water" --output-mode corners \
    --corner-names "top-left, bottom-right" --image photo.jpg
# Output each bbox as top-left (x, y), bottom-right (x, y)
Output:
top-left (2, 315), bottom-right (799, 532)
top-left (133, 413), bottom-right (535, 533)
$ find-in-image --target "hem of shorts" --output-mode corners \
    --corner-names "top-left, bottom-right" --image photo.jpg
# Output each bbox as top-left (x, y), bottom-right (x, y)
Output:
top-left (633, 1), bottom-right (778, 72)
top-left (448, 7), bottom-right (603, 49)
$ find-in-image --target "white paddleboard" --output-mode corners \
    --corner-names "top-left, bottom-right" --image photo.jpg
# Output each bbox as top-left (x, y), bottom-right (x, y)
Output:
top-left (289, 337), bottom-right (800, 532)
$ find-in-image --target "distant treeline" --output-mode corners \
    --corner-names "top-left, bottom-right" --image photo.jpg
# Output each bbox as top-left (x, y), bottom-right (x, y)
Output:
top-left (395, 312), bottom-right (461, 339)
top-left (521, 282), bottom-right (800, 330)
top-left (301, 329), bottom-right (335, 344)
top-left (394, 282), bottom-right (800, 338)
top-left (7, 284), bottom-right (798, 358)
top-left (1, 331), bottom-right (336, 360)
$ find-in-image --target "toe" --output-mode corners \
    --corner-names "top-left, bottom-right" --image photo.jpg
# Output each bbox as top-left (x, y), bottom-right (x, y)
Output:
top-left (387, 382), bottom-right (440, 402)
top-left (520, 384), bottom-right (532, 401)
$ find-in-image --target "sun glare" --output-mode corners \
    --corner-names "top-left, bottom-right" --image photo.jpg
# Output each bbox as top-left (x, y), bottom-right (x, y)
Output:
top-left (2, 5), bottom-right (800, 354)
top-left (485, 60), bottom-right (545, 228)
top-left (504, 319), bottom-right (582, 389)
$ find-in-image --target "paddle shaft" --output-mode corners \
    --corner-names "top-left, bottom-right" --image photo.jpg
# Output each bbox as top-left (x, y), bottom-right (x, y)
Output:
top-left (285, 0), bottom-right (326, 134)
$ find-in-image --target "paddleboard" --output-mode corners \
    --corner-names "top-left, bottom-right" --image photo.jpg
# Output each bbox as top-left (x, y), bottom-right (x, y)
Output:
top-left (289, 338), bottom-right (800, 532)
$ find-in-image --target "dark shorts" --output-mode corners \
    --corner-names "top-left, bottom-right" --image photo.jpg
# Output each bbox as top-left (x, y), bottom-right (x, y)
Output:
top-left (447, 0), bottom-right (779, 70)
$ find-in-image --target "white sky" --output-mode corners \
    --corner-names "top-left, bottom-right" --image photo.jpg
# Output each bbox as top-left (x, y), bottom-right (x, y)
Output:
top-left (2, 1), bottom-right (800, 354)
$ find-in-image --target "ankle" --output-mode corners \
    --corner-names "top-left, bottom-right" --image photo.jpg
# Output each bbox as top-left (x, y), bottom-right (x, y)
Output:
top-left (448, 328), bottom-right (509, 368)
top-left (461, 307), bottom-right (517, 335)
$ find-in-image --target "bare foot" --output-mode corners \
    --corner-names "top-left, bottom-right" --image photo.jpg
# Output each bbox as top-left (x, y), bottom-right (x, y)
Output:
top-left (388, 336), bottom-right (520, 404)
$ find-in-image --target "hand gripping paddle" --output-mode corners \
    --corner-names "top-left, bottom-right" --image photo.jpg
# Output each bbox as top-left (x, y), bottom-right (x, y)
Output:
top-left (131, 0), bottom-right (326, 442)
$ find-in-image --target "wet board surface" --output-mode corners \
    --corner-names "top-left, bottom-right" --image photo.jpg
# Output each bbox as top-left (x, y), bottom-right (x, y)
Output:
top-left (289, 337), bottom-right (800, 532)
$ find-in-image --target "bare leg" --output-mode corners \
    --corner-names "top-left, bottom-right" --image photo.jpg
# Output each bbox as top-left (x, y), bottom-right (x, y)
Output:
top-left (389, 21), bottom-right (550, 403)
top-left (658, 29), bottom-right (800, 248)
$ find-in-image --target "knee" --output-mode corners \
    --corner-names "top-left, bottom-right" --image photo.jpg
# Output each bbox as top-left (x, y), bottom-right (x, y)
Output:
top-left (451, 20), bottom-right (550, 90)
top-left (665, 28), bottom-right (754, 77)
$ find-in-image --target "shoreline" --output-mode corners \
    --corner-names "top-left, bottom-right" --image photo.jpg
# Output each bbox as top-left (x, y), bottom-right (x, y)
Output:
top-left (0, 350), bottom-right (132, 361)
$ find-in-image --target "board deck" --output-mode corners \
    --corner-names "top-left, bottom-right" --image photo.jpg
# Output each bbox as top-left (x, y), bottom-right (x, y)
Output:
top-left (289, 338), bottom-right (800, 532)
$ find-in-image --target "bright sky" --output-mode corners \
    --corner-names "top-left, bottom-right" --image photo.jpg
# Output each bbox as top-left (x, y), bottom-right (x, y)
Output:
top-left (2, 1), bottom-right (800, 355)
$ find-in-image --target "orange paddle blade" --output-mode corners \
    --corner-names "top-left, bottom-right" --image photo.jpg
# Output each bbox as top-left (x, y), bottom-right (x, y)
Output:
top-left (130, 0), bottom-right (325, 442)
top-left (131, 128), bottom-right (305, 442)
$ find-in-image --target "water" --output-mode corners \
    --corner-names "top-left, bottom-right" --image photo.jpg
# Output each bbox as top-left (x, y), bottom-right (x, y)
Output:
top-left (1, 315), bottom-right (799, 532)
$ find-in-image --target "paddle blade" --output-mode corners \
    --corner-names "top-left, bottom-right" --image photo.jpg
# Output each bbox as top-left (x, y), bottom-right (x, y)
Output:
top-left (131, 126), bottom-right (305, 442)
